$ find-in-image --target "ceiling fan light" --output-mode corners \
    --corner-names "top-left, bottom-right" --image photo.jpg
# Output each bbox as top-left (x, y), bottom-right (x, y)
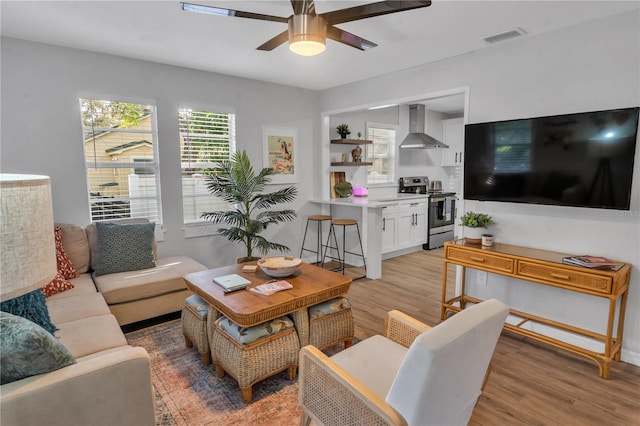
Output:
top-left (289, 39), bottom-right (326, 56)
top-left (288, 14), bottom-right (326, 56)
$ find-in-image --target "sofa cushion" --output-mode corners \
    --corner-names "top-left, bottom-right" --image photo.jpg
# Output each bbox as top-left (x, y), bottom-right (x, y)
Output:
top-left (40, 272), bottom-right (75, 298)
top-left (46, 274), bottom-right (97, 301)
top-left (216, 315), bottom-right (294, 345)
top-left (93, 222), bottom-right (156, 276)
top-left (54, 226), bottom-right (78, 279)
top-left (93, 256), bottom-right (204, 305)
top-left (309, 297), bottom-right (352, 319)
top-left (56, 223), bottom-right (90, 274)
top-left (55, 314), bottom-right (128, 358)
top-left (0, 289), bottom-right (57, 335)
top-left (0, 312), bottom-right (76, 385)
top-left (86, 218), bottom-right (158, 272)
top-left (47, 292), bottom-right (111, 324)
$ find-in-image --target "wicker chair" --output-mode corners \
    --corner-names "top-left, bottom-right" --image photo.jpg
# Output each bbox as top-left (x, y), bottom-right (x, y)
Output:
top-left (308, 297), bottom-right (354, 350)
top-left (211, 315), bottom-right (300, 403)
top-left (298, 299), bottom-right (509, 426)
top-left (181, 295), bottom-right (210, 365)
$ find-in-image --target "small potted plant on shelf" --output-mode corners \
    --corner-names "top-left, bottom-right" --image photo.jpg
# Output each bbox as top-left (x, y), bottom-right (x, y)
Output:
top-left (336, 123), bottom-right (351, 139)
top-left (460, 211), bottom-right (493, 244)
top-left (201, 150), bottom-right (298, 262)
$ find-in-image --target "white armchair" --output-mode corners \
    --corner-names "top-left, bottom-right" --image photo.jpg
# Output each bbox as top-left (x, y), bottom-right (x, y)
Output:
top-left (298, 299), bottom-right (509, 426)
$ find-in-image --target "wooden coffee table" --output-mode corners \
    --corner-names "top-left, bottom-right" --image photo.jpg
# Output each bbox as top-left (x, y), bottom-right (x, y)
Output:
top-left (183, 262), bottom-right (353, 347)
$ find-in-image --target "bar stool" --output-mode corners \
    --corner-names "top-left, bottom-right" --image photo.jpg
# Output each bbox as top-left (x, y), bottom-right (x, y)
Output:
top-left (300, 215), bottom-right (335, 265)
top-left (322, 218), bottom-right (367, 280)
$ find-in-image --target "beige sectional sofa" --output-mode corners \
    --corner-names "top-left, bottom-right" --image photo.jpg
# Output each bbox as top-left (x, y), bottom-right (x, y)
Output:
top-left (0, 219), bottom-right (207, 425)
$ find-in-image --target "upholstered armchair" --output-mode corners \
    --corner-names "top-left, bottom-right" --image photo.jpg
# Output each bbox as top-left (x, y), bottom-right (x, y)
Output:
top-left (298, 299), bottom-right (509, 426)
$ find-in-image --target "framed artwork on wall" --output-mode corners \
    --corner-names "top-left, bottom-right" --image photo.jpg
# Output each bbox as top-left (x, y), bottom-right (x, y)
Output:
top-left (262, 126), bottom-right (298, 184)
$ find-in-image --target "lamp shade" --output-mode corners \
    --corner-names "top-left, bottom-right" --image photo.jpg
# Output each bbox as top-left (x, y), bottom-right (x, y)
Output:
top-left (0, 174), bottom-right (57, 302)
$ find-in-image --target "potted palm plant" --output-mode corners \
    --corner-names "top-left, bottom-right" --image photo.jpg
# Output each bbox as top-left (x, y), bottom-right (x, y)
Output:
top-left (460, 211), bottom-right (493, 243)
top-left (201, 150), bottom-right (298, 262)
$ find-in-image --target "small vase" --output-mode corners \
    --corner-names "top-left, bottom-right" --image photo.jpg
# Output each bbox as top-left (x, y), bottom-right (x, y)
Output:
top-left (463, 227), bottom-right (485, 243)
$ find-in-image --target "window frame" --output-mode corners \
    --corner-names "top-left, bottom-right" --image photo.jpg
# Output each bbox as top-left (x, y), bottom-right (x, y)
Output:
top-left (178, 105), bottom-right (236, 238)
top-left (366, 121), bottom-right (398, 186)
top-left (79, 97), bottom-right (164, 240)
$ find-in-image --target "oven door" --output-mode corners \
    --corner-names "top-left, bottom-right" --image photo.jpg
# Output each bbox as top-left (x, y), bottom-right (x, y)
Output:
top-left (429, 196), bottom-right (456, 229)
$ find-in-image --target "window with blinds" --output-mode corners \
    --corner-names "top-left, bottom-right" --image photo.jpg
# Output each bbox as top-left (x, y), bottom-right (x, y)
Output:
top-left (493, 121), bottom-right (531, 173)
top-left (178, 108), bottom-right (236, 225)
top-left (366, 123), bottom-right (397, 184)
top-left (79, 98), bottom-right (162, 225)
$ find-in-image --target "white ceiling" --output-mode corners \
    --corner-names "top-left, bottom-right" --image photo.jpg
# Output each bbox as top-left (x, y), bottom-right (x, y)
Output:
top-left (1, 1), bottom-right (638, 91)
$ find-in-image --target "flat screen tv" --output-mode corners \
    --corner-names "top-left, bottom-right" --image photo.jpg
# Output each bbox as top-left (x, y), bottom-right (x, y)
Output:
top-left (464, 107), bottom-right (639, 210)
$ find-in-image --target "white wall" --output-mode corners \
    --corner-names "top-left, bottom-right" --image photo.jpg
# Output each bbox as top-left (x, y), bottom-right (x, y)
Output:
top-left (1, 37), bottom-right (321, 268)
top-left (321, 11), bottom-right (640, 363)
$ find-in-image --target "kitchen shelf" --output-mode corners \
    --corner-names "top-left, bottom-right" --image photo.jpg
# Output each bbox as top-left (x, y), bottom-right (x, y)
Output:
top-left (331, 139), bottom-right (373, 145)
top-left (331, 161), bottom-right (373, 166)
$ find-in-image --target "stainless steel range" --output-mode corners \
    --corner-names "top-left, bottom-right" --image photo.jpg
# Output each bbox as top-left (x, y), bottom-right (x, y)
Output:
top-left (398, 176), bottom-right (457, 250)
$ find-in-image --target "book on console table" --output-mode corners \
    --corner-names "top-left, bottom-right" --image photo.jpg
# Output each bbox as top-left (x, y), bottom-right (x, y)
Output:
top-left (212, 274), bottom-right (251, 293)
top-left (249, 280), bottom-right (293, 296)
top-left (562, 255), bottom-right (624, 271)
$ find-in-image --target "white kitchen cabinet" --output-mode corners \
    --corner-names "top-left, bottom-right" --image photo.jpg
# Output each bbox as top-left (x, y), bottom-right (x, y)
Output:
top-left (381, 204), bottom-right (398, 254)
top-left (396, 201), bottom-right (427, 250)
top-left (441, 118), bottom-right (464, 166)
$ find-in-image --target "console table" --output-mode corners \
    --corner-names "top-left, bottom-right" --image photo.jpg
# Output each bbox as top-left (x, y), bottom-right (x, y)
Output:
top-left (441, 239), bottom-right (631, 378)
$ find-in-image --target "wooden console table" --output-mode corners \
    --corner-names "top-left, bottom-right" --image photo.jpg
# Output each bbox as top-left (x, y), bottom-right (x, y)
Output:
top-left (441, 239), bottom-right (631, 378)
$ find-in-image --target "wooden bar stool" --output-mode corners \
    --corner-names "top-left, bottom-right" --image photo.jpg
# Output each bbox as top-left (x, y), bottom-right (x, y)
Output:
top-left (300, 215), bottom-right (335, 265)
top-left (321, 218), bottom-right (367, 280)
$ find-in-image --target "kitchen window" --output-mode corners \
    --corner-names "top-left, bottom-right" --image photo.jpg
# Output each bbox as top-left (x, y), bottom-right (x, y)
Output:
top-left (178, 107), bottom-right (236, 236)
top-left (366, 122), bottom-right (397, 185)
top-left (79, 98), bottom-right (163, 229)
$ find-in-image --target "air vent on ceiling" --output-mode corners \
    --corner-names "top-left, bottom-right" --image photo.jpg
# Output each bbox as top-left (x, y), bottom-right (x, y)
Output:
top-left (483, 27), bottom-right (527, 44)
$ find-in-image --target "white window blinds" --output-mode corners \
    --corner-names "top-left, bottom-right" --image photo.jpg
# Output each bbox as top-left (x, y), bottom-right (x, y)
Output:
top-left (80, 98), bottom-right (162, 224)
top-left (178, 108), bottom-right (236, 224)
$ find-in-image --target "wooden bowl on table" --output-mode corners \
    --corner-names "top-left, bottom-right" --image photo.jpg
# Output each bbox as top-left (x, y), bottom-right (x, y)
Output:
top-left (257, 256), bottom-right (302, 278)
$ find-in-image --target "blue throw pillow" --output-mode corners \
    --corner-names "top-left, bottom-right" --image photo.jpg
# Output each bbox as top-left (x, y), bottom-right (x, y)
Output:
top-left (0, 289), bottom-right (57, 335)
top-left (94, 222), bottom-right (156, 276)
top-left (0, 311), bottom-right (76, 385)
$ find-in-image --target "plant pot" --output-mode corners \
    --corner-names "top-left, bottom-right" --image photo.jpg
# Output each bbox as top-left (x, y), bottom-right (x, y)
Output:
top-left (463, 227), bottom-right (485, 243)
top-left (237, 256), bottom-right (261, 264)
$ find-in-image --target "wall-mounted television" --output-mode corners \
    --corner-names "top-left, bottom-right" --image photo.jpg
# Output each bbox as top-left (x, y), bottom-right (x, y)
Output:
top-left (464, 107), bottom-right (639, 210)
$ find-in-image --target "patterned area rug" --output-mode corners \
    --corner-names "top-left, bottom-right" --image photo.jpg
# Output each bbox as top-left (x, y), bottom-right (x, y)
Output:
top-left (126, 318), bottom-right (350, 426)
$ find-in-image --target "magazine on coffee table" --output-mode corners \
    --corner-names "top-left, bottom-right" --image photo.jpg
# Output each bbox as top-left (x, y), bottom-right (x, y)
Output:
top-left (212, 274), bottom-right (251, 293)
top-left (249, 280), bottom-right (293, 296)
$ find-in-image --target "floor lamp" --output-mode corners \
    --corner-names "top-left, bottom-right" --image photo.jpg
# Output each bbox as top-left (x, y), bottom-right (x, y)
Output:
top-left (0, 174), bottom-right (57, 302)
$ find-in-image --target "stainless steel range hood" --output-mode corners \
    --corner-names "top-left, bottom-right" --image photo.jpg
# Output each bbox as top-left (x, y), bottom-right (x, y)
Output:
top-left (399, 104), bottom-right (449, 149)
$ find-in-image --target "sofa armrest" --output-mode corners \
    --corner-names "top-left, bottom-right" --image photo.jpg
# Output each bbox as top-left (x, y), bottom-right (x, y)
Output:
top-left (1, 346), bottom-right (155, 426)
top-left (383, 310), bottom-right (432, 348)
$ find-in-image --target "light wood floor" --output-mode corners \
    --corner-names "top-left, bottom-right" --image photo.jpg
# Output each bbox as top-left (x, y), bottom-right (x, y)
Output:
top-left (344, 248), bottom-right (640, 425)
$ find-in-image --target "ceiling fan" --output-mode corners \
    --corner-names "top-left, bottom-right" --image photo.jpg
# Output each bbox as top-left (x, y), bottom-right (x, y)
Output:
top-left (180, 1), bottom-right (431, 56)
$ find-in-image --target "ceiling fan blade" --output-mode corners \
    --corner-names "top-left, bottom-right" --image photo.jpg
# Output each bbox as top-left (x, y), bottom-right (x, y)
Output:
top-left (326, 26), bottom-right (377, 51)
top-left (180, 2), bottom-right (288, 24)
top-left (291, 0), bottom-right (316, 16)
top-left (321, 0), bottom-right (431, 25)
top-left (257, 30), bottom-right (290, 51)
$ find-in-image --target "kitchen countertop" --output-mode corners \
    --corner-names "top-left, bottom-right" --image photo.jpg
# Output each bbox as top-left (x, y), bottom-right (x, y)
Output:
top-left (310, 193), bottom-right (431, 207)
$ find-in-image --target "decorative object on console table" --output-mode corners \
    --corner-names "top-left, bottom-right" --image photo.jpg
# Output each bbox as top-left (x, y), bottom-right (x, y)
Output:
top-left (562, 255), bottom-right (624, 271)
top-left (460, 211), bottom-right (493, 243)
top-left (0, 174), bottom-right (57, 302)
top-left (202, 150), bottom-right (298, 263)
